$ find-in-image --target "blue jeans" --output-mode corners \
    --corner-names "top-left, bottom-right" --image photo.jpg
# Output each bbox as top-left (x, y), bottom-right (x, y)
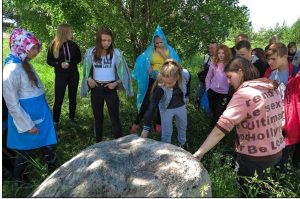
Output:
top-left (160, 105), bottom-right (187, 145)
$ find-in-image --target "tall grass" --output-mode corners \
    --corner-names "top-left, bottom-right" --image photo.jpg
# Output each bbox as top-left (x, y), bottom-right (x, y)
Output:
top-left (2, 39), bottom-right (299, 197)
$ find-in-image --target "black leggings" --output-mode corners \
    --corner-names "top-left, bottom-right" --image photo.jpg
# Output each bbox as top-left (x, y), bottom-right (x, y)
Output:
top-left (53, 72), bottom-right (79, 123)
top-left (236, 153), bottom-right (281, 197)
top-left (134, 78), bottom-right (161, 125)
top-left (14, 146), bottom-right (56, 181)
top-left (207, 89), bottom-right (228, 126)
top-left (2, 128), bottom-right (15, 174)
top-left (91, 86), bottom-right (122, 143)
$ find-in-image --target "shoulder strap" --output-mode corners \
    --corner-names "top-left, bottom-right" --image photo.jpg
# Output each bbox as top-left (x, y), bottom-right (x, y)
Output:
top-left (206, 57), bottom-right (211, 65)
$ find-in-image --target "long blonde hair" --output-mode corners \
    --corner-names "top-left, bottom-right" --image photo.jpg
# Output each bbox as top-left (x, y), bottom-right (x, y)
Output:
top-left (152, 59), bottom-right (183, 94)
top-left (50, 24), bottom-right (72, 58)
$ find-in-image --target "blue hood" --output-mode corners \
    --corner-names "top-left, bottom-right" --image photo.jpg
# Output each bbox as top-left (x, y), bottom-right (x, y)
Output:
top-left (132, 25), bottom-right (181, 111)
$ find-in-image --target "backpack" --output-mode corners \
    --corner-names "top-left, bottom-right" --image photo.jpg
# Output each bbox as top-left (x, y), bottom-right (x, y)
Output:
top-left (284, 72), bottom-right (300, 145)
top-left (197, 57), bottom-right (211, 84)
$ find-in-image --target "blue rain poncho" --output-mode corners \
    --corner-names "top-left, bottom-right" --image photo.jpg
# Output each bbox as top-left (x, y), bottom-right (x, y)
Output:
top-left (132, 25), bottom-right (181, 111)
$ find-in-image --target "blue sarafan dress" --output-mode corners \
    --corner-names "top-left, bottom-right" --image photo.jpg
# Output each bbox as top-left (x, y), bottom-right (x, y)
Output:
top-left (132, 25), bottom-right (181, 111)
top-left (3, 28), bottom-right (57, 150)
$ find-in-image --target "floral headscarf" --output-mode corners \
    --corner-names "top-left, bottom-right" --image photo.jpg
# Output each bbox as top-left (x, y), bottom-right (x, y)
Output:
top-left (9, 28), bottom-right (41, 61)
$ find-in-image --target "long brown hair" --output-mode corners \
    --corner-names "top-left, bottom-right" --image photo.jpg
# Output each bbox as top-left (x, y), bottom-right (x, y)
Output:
top-left (224, 56), bottom-right (259, 96)
top-left (23, 59), bottom-right (39, 87)
top-left (50, 24), bottom-right (72, 58)
top-left (94, 27), bottom-right (114, 61)
top-left (151, 59), bottom-right (183, 94)
top-left (224, 56), bottom-right (259, 83)
top-left (213, 44), bottom-right (232, 67)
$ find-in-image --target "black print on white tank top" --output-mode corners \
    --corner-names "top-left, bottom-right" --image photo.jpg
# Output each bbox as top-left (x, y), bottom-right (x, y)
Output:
top-left (94, 56), bottom-right (112, 68)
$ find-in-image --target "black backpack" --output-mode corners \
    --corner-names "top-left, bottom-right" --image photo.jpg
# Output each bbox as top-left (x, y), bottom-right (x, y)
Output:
top-left (197, 57), bottom-right (210, 84)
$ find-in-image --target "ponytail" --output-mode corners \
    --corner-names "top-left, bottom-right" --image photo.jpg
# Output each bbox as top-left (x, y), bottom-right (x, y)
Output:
top-left (22, 60), bottom-right (39, 87)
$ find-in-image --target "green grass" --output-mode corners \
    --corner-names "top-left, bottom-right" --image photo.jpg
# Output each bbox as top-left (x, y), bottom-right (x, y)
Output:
top-left (2, 39), bottom-right (300, 197)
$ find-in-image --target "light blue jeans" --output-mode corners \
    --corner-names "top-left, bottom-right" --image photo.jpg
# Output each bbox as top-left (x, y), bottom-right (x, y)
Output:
top-left (160, 105), bottom-right (187, 145)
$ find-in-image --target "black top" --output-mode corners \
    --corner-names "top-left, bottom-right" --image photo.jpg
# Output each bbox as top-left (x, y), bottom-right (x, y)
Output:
top-left (186, 72), bottom-right (191, 98)
top-left (288, 51), bottom-right (296, 63)
top-left (231, 46), bottom-right (236, 57)
top-left (47, 40), bottom-right (81, 74)
top-left (167, 84), bottom-right (185, 109)
top-left (253, 58), bottom-right (269, 78)
top-left (143, 87), bottom-right (164, 129)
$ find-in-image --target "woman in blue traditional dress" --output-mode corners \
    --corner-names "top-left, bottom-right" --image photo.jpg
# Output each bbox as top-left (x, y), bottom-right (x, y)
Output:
top-left (130, 25), bottom-right (181, 134)
top-left (3, 28), bottom-right (57, 184)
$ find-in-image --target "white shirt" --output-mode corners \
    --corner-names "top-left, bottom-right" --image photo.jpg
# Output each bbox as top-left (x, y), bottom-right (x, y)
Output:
top-left (93, 55), bottom-right (116, 81)
top-left (3, 62), bottom-right (44, 132)
top-left (203, 54), bottom-right (213, 66)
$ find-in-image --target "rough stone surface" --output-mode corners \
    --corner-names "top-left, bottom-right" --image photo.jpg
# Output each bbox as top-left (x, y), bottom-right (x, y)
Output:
top-left (31, 134), bottom-right (211, 197)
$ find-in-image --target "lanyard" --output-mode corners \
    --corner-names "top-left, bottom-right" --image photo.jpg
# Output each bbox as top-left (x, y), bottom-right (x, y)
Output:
top-left (63, 42), bottom-right (71, 62)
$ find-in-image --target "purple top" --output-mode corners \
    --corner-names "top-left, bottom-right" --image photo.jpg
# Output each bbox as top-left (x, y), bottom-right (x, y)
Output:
top-left (205, 62), bottom-right (229, 94)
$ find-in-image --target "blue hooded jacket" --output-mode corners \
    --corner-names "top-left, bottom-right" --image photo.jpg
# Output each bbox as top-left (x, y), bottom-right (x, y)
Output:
top-left (132, 25), bottom-right (181, 111)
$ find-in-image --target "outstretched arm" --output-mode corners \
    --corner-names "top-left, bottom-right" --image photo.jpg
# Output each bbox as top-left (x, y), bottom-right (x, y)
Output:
top-left (193, 126), bottom-right (225, 161)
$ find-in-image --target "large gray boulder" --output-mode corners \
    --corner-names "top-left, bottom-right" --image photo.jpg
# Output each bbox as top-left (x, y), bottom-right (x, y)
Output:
top-left (31, 134), bottom-right (211, 197)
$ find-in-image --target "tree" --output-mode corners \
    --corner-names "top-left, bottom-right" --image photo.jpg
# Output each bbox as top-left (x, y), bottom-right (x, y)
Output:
top-left (3, 0), bottom-right (19, 31)
top-left (4, 0), bottom-right (250, 64)
top-left (285, 18), bottom-right (300, 44)
top-left (241, 19), bottom-right (300, 49)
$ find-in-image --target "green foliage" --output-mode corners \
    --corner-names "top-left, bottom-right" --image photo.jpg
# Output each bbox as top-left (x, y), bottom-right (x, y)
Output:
top-left (241, 167), bottom-right (300, 197)
top-left (285, 19), bottom-right (300, 44)
top-left (226, 18), bottom-right (300, 49)
top-left (3, 0), bottom-right (250, 64)
top-left (2, 149), bottom-right (50, 197)
top-left (3, 0), bottom-right (19, 32)
top-left (204, 152), bottom-right (239, 197)
top-left (250, 24), bottom-right (291, 49)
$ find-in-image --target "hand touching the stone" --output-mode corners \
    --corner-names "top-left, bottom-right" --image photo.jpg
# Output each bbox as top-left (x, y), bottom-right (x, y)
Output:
top-left (193, 150), bottom-right (204, 161)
